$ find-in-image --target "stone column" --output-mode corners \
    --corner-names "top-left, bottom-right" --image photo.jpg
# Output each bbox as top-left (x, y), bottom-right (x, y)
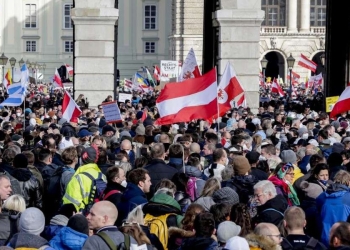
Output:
top-left (215, 0), bottom-right (264, 112)
top-left (300, 0), bottom-right (310, 33)
top-left (71, 0), bottom-right (119, 107)
top-left (287, 0), bottom-right (298, 33)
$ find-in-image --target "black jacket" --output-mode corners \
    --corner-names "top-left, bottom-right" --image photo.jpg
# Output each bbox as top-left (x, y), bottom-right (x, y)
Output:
top-left (11, 168), bottom-right (42, 208)
top-left (253, 194), bottom-right (288, 227)
top-left (144, 159), bottom-right (178, 196)
top-left (103, 182), bottom-right (126, 208)
top-left (60, 123), bottom-right (77, 137)
top-left (222, 175), bottom-right (258, 204)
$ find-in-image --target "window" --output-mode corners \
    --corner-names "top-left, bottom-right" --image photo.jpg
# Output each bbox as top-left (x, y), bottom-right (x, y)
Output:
top-left (261, 0), bottom-right (286, 26)
top-left (25, 4), bottom-right (37, 28)
top-left (144, 5), bottom-right (157, 30)
top-left (144, 42), bottom-right (156, 54)
top-left (26, 41), bottom-right (37, 52)
top-left (64, 4), bottom-right (73, 29)
top-left (310, 0), bottom-right (326, 26)
top-left (64, 41), bottom-right (74, 53)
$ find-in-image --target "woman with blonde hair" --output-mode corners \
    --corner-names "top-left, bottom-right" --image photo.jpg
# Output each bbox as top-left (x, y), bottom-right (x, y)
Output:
top-left (0, 194), bottom-right (26, 245)
top-left (252, 134), bottom-right (262, 153)
top-left (194, 177), bottom-right (221, 211)
top-left (123, 205), bottom-right (164, 250)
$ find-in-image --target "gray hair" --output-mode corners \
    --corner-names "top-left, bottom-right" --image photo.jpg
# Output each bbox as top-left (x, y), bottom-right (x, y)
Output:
top-left (253, 180), bottom-right (277, 197)
top-left (117, 162), bottom-right (132, 174)
top-left (126, 205), bottom-right (144, 225)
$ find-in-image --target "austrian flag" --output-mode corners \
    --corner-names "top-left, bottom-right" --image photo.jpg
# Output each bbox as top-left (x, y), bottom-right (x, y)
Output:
top-left (62, 91), bottom-right (82, 122)
top-left (156, 68), bottom-right (218, 125)
top-left (298, 54), bottom-right (317, 73)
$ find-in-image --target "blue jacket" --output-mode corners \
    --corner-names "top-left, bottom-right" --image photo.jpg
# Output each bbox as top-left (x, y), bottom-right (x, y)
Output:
top-left (298, 155), bottom-right (311, 174)
top-left (116, 183), bottom-right (148, 226)
top-left (316, 183), bottom-right (350, 246)
top-left (49, 226), bottom-right (88, 250)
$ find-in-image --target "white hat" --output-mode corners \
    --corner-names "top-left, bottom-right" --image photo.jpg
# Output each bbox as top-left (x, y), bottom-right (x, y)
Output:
top-left (252, 118), bottom-right (261, 125)
top-left (225, 236), bottom-right (250, 250)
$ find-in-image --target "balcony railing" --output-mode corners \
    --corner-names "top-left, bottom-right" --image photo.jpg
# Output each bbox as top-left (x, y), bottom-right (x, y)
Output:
top-left (260, 26), bottom-right (326, 35)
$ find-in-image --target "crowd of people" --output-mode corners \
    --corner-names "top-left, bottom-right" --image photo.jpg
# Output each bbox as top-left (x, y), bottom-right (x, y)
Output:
top-left (0, 85), bottom-right (350, 250)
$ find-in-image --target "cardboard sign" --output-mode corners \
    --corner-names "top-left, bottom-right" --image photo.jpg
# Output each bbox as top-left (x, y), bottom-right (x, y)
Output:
top-left (326, 96), bottom-right (339, 113)
top-left (101, 101), bottom-right (122, 123)
top-left (160, 60), bottom-right (179, 80)
top-left (118, 93), bottom-right (132, 103)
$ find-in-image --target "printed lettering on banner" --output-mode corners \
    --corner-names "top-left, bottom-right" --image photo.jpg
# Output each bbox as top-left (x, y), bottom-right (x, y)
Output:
top-left (101, 102), bottom-right (122, 123)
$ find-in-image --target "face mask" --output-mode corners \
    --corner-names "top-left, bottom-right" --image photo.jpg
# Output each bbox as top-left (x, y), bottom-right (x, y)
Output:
top-left (16, 112), bottom-right (21, 117)
top-left (302, 133), bottom-right (309, 139)
top-left (121, 180), bottom-right (127, 187)
top-left (225, 158), bottom-right (229, 166)
top-left (319, 180), bottom-right (328, 186)
top-left (259, 156), bottom-right (266, 161)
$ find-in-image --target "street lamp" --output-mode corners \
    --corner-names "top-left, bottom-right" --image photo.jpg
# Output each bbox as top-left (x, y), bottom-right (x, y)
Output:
top-left (287, 53), bottom-right (295, 97)
top-left (9, 57), bottom-right (16, 81)
top-left (18, 58), bottom-right (24, 68)
top-left (260, 56), bottom-right (268, 87)
top-left (0, 53), bottom-right (8, 88)
top-left (320, 53), bottom-right (325, 66)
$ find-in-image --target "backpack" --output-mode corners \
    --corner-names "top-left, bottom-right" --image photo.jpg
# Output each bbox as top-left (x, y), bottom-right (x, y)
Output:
top-left (282, 236), bottom-right (327, 250)
top-left (144, 213), bottom-right (175, 250)
top-left (45, 166), bottom-right (66, 204)
top-left (96, 189), bottom-right (121, 202)
top-left (186, 177), bottom-right (197, 201)
top-left (97, 231), bottom-right (130, 250)
top-left (81, 172), bottom-right (107, 215)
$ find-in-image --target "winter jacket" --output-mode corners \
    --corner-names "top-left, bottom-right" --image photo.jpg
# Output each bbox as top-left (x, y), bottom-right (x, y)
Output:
top-left (185, 165), bottom-right (206, 197)
top-left (49, 226), bottom-right (88, 250)
top-left (0, 210), bottom-right (20, 246)
top-left (116, 183), bottom-right (148, 226)
top-left (60, 166), bottom-right (75, 196)
top-left (222, 175), bottom-right (258, 204)
top-left (144, 158), bottom-right (178, 196)
top-left (103, 181), bottom-right (126, 208)
top-left (252, 194), bottom-right (288, 227)
top-left (0, 164), bottom-right (21, 195)
top-left (7, 232), bottom-right (55, 250)
top-left (82, 226), bottom-right (137, 250)
top-left (12, 168), bottom-right (42, 208)
top-left (316, 183), bottom-right (350, 246)
top-left (28, 164), bottom-right (44, 189)
top-left (179, 236), bottom-right (218, 250)
top-left (62, 163), bottom-right (106, 211)
top-left (298, 155), bottom-right (312, 174)
top-left (60, 123), bottom-right (77, 137)
top-left (245, 233), bottom-right (282, 250)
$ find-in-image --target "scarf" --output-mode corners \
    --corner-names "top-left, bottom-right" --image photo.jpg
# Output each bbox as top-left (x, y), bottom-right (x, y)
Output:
top-left (268, 176), bottom-right (300, 206)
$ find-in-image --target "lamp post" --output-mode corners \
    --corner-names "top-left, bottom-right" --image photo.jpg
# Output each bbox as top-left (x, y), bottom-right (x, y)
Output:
top-left (287, 53), bottom-right (295, 97)
top-left (18, 58), bottom-right (24, 68)
top-left (261, 56), bottom-right (268, 87)
top-left (0, 53), bottom-right (8, 89)
top-left (9, 57), bottom-right (16, 81)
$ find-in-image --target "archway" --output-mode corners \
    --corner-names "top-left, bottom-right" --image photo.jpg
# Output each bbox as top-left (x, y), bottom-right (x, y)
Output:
top-left (312, 52), bottom-right (326, 76)
top-left (264, 51), bottom-right (285, 82)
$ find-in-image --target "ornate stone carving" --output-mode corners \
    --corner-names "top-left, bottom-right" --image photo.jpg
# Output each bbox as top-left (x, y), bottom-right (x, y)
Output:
top-left (270, 37), bottom-right (277, 49)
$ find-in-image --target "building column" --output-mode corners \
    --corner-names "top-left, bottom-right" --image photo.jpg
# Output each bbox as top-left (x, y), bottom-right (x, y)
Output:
top-left (215, 0), bottom-right (264, 112)
top-left (300, 0), bottom-right (310, 33)
top-left (71, 0), bottom-right (119, 107)
top-left (287, 0), bottom-right (298, 33)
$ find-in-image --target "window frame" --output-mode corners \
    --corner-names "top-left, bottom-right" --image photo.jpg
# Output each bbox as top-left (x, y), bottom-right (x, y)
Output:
top-left (25, 41), bottom-right (37, 52)
top-left (144, 41), bottom-right (156, 54)
top-left (144, 4), bottom-right (157, 30)
top-left (261, 0), bottom-right (286, 26)
top-left (24, 4), bottom-right (37, 29)
top-left (63, 3), bottom-right (74, 29)
top-left (310, 0), bottom-right (326, 27)
top-left (64, 40), bottom-right (74, 53)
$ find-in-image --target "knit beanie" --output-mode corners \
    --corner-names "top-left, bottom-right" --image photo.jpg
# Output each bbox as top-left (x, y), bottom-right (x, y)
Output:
top-left (300, 181), bottom-right (324, 199)
top-left (135, 124), bottom-right (146, 136)
top-left (19, 207), bottom-right (45, 235)
top-left (233, 156), bottom-right (251, 175)
top-left (212, 187), bottom-right (239, 206)
top-left (194, 197), bottom-right (216, 212)
top-left (13, 154), bottom-right (28, 169)
top-left (81, 146), bottom-right (99, 164)
top-left (217, 221), bottom-right (241, 243)
top-left (68, 214), bottom-right (89, 235)
top-left (280, 150), bottom-right (297, 164)
top-left (333, 143), bottom-right (345, 154)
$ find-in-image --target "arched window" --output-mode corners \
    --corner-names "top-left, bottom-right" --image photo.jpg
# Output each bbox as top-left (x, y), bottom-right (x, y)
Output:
top-left (310, 0), bottom-right (326, 26)
top-left (262, 0), bottom-right (286, 26)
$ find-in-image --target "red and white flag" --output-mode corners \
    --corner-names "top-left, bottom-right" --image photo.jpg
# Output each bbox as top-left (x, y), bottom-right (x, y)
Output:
top-left (54, 68), bottom-right (63, 88)
top-left (218, 62), bottom-right (245, 115)
top-left (156, 68), bottom-right (218, 125)
top-left (330, 83), bottom-right (350, 118)
top-left (62, 90), bottom-right (82, 122)
top-left (124, 78), bottom-right (133, 89)
top-left (271, 78), bottom-right (285, 97)
top-left (287, 71), bottom-right (300, 86)
top-left (65, 64), bottom-right (74, 75)
top-left (178, 48), bottom-right (201, 82)
top-left (298, 54), bottom-right (317, 73)
top-left (153, 65), bottom-right (160, 81)
top-left (259, 72), bottom-right (265, 87)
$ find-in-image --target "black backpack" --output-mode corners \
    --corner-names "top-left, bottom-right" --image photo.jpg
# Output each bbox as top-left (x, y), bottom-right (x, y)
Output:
top-left (81, 172), bottom-right (107, 215)
top-left (282, 237), bottom-right (327, 250)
